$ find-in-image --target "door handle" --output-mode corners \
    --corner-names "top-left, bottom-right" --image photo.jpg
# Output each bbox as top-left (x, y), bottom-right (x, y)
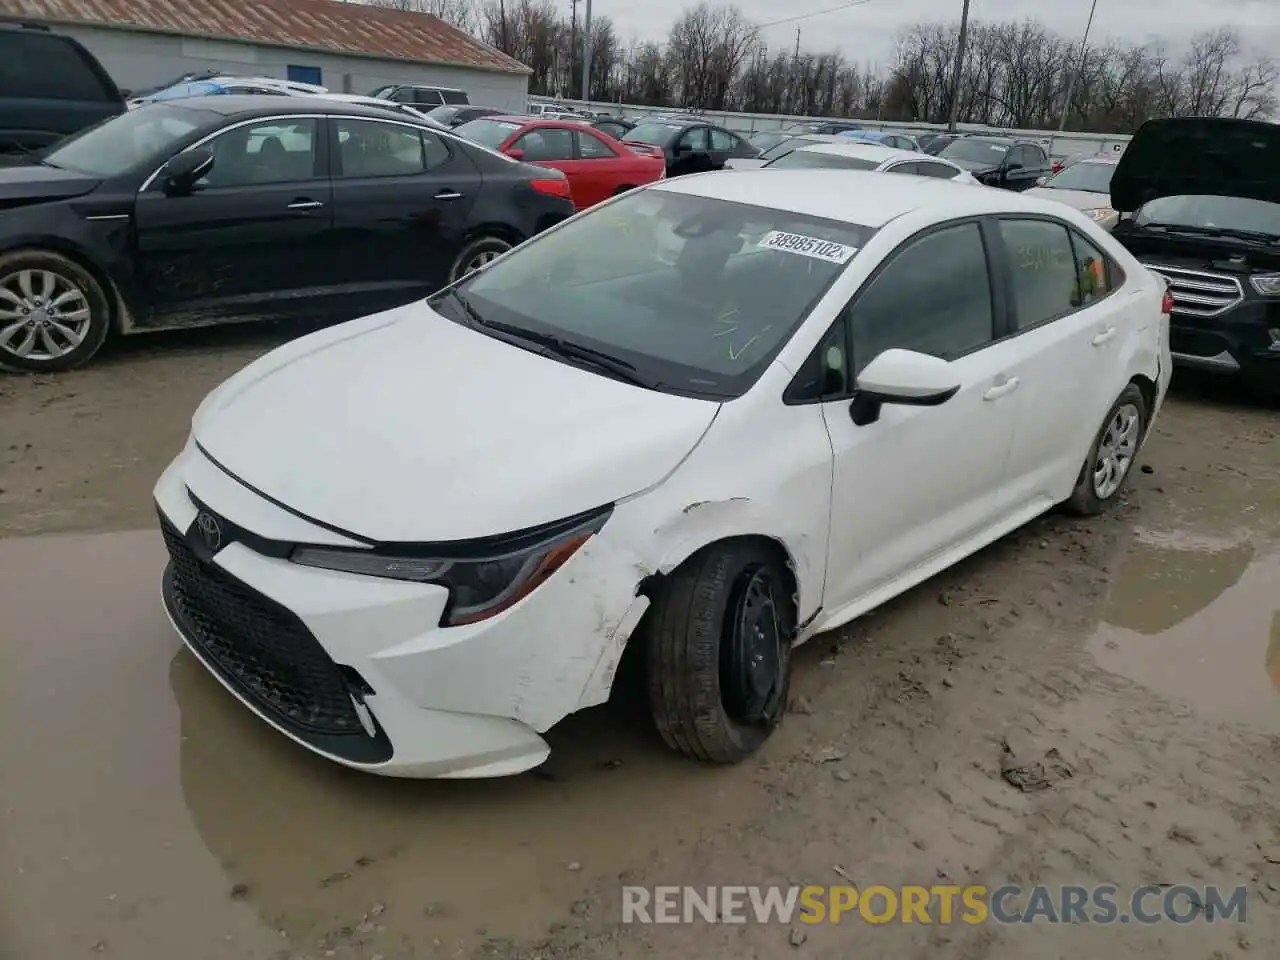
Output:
top-left (287, 199), bottom-right (324, 210)
top-left (983, 376), bottom-right (1020, 401)
top-left (434, 190), bottom-right (463, 200)
top-left (1091, 326), bottom-right (1117, 346)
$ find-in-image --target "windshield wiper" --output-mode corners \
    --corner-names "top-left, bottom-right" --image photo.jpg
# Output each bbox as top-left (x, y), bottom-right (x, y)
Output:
top-left (435, 289), bottom-right (655, 388)
top-left (1147, 223), bottom-right (1280, 245)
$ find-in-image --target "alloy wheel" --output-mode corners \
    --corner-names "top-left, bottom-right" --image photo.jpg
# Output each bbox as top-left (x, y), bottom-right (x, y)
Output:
top-left (1092, 402), bottom-right (1141, 499)
top-left (0, 269), bottom-right (93, 362)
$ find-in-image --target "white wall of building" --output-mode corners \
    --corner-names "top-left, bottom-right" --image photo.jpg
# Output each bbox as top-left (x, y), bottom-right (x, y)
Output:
top-left (55, 25), bottom-right (529, 110)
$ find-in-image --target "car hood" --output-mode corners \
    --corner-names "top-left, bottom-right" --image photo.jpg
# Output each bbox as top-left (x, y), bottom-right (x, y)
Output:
top-left (1111, 117), bottom-right (1280, 213)
top-left (0, 163), bottom-right (101, 204)
top-left (1024, 186), bottom-right (1112, 210)
top-left (192, 303), bottom-right (721, 542)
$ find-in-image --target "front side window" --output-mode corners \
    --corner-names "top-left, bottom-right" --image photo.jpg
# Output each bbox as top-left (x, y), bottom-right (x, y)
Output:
top-left (448, 189), bottom-right (875, 398)
top-left (844, 222), bottom-right (994, 374)
top-left (678, 127), bottom-right (709, 151)
top-left (513, 127), bottom-right (574, 161)
top-left (998, 218), bottom-right (1080, 329)
top-left (43, 104), bottom-right (212, 178)
top-left (200, 118), bottom-right (320, 188)
top-left (766, 151), bottom-right (880, 172)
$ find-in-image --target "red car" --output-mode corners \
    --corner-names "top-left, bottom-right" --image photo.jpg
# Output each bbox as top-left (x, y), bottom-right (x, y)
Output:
top-left (452, 115), bottom-right (666, 210)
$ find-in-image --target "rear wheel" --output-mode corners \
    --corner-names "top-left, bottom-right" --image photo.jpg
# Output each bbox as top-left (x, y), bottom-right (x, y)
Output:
top-left (448, 236), bottom-right (513, 283)
top-left (0, 250), bottom-right (110, 372)
top-left (643, 540), bottom-right (795, 764)
top-left (1064, 384), bottom-right (1147, 516)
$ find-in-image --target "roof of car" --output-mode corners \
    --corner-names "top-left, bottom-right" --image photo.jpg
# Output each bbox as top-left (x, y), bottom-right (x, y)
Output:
top-left (650, 169), bottom-right (1071, 228)
top-left (793, 141), bottom-right (921, 164)
top-left (156, 94), bottom-right (429, 120)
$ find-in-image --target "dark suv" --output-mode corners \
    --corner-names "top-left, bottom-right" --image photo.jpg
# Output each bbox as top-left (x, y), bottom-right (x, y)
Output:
top-left (0, 22), bottom-right (124, 157)
top-left (1109, 117), bottom-right (1280, 398)
top-left (933, 136), bottom-right (1052, 190)
top-left (369, 84), bottom-right (470, 108)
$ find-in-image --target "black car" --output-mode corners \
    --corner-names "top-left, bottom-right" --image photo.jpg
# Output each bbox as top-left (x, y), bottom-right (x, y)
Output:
top-left (588, 117), bottom-right (635, 141)
top-left (933, 136), bottom-right (1051, 190)
top-left (0, 96), bottom-right (574, 372)
top-left (425, 104), bottom-right (504, 127)
top-left (0, 22), bottom-right (125, 157)
top-left (1109, 117), bottom-right (1280, 398)
top-left (621, 117), bottom-right (759, 177)
top-left (785, 120), bottom-right (863, 135)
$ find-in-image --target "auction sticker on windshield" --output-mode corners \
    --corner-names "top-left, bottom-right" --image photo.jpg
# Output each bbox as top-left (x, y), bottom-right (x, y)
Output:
top-left (757, 231), bottom-right (858, 264)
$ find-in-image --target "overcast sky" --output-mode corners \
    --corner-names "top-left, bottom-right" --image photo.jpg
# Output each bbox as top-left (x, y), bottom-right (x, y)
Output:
top-left (598, 0), bottom-right (1280, 67)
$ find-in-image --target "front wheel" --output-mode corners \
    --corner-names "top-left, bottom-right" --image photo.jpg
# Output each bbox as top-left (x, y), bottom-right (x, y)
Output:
top-left (1065, 384), bottom-right (1148, 516)
top-left (0, 250), bottom-right (111, 372)
top-left (448, 236), bottom-right (513, 283)
top-left (643, 540), bottom-right (795, 764)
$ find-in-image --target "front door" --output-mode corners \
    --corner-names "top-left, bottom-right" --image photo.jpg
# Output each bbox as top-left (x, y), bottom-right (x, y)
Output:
top-left (133, 116), bottom-right (337, 327)
top-left (819, 221), bottom-right (1025, 610)
top-left (328, 117), bottom-right (481, 301)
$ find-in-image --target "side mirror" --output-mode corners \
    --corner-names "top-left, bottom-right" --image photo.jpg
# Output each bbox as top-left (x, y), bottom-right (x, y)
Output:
top-left (849, 349), bottom-right (961, 426)
top-left (1004, 161), bottom-right (1024, 173)
top-left (505, 147), bottom-right (525, 161)
top-left (159, 148), bottom-right (213, 196)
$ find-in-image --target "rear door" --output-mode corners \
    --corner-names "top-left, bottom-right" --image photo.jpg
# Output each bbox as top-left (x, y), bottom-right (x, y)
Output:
top-left (671, 125), bottom-right (711, 176)
top-left (133, 116), bottom-right (337, 327)
top-left (328, 115), bottom-right (481, 299)
top-left (988, 216), bottom-right (1132, 508)
top-left (1005, 145), bottom-right (1042, 191)
top-left (708, 126), bottom-right (746, 169)
top-left (0, 30), bottom-right (123, 152)
top-left (510, 126), bottom-right (581, 203)
top-left (572, 128), bottom-right (625, 208)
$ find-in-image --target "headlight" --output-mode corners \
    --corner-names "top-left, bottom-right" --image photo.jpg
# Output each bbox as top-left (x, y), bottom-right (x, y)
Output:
top-left (1250, 274), bottom-right (1280, 296)
top-left (1083, 207), bottom-right (1116, 223)
top-left (290, 506), bottom-right (611, 626)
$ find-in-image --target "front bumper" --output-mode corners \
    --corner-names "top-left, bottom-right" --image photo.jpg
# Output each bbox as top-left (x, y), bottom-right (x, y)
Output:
top-left (154, 441), bottom-right (650, 778)
top-left (1165, 303), bottom-right (1280, 388)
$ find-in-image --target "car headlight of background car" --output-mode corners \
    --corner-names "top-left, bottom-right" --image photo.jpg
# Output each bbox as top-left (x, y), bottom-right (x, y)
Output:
top-left (289, 506), bottom-right (612, 625)
top-left (1083, 207), bottom-right (1116, 223)
top-left (1249, 274), bottom-right (1280, 296)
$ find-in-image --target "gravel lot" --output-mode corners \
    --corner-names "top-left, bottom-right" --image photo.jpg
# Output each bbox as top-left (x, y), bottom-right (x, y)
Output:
top-left (1, 323), bottom-right (1278, 960)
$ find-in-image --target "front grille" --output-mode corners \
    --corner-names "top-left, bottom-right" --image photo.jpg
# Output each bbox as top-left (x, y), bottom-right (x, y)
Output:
top-left (160, 517), bottom-right (364, 736)
top-left (1144, 264), bottom-right (1243, 319)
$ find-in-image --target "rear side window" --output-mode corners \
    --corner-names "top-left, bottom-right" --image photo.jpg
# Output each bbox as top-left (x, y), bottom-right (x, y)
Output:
top-left (441, 89), bottom-right (469, 105)
top-left (915, 161), bottom-right (960, 179)
top-left (0, 32), bottom-right (115, 101)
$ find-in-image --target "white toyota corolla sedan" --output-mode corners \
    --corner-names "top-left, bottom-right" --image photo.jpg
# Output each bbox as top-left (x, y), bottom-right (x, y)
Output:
top-left (155, 170), bottom-right (1172, 778)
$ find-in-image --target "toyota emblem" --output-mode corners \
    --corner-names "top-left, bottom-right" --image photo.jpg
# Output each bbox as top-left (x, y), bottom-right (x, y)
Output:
top-left (195, 511), bottom-right (223, 552)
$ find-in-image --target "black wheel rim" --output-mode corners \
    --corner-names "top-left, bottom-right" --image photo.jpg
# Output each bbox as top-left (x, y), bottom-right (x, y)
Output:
top-left (720, 565), bottom-right (786, 725)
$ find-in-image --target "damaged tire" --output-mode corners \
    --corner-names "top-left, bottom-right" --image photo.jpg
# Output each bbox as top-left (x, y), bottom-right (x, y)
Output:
top-left (1064, 383), bottom-right (1147, 516)
top-left (643, 539), bottom-right (795, 764)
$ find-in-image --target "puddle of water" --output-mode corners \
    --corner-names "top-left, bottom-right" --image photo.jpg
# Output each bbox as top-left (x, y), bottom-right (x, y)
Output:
top-left (0, 530), bottom-right (770, 959)
top-left (1088, 526), bottom-right (1280, 732)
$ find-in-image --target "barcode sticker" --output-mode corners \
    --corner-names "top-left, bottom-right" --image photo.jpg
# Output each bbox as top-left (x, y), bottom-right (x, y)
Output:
top-left (757, 231), bottom-right (858, 264)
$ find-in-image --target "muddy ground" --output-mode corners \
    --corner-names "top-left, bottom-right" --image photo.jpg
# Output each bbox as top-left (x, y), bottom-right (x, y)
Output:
top-left (1, 325), bottom-right (1278, 960)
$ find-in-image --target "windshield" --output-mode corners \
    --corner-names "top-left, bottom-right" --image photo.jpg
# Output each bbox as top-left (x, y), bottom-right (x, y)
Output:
top-left (939, 139), bottom-right (1011, 164)
top-left (1042, 161), bottom-right (1115, 194)
top-left (1135, 195), bottom-right (1280, 238)
top-left (42, 104), bottom-right (212, 177)
top-left (748, 132), bottom-right (790, 152)
top-left (625, 122), bottom-right (680, 145)
top-left (427, 105), bottom-right (463, 123)
top-left (759, 137), bottom-right (824, 162)
top-left (448, 189), bottom-right (874, 399)
top-left (454, 117), bottom-right (522, 148)
top-left (766, 150), bottom-right (880, 171)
